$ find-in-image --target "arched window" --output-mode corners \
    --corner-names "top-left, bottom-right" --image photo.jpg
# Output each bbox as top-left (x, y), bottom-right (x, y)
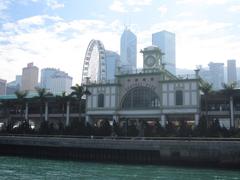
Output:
top-left (121, 87), bottom-right (160, 109)
top-left (98, 94), bottom-right (104, 107)
top-left (176, 90), bottom-right (183, 105)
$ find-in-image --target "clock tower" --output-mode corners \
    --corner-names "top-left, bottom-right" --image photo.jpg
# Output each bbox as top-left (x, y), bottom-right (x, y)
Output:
top-left (141, 46), bottom-right (164, 69)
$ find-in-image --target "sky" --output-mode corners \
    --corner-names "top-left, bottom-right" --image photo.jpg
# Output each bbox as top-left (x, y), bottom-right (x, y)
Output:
top-left (0, 0), bottom-right (240, 84)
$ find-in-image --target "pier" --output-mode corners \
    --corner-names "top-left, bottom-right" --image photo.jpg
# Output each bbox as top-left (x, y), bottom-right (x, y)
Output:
top-left (0, 135), bottom-right (240, 167)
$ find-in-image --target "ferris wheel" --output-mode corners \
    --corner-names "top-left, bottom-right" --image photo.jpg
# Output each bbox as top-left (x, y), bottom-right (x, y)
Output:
top-left (81, 39), bottom-right (106, 84)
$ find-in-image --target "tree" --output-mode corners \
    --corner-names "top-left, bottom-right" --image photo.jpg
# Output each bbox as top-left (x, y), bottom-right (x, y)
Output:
top-left (14, 90), bottom-right (28, 122)
top-left (70, 84), bottom-right (91, 122)
top-left (200, 81), bottom-right (213, 127)
top-left (34, 87), bottom-right (52, 122)
top-left (56, 91), bottom-right (72, 126)
top-left (222, 82), bottom-right (237, 128)
top-left (0, 100), bottom-right (14, 133)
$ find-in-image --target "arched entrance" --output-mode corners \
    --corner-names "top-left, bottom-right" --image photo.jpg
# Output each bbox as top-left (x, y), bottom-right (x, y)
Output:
top-left (121, 87), bottom-right (160, 109)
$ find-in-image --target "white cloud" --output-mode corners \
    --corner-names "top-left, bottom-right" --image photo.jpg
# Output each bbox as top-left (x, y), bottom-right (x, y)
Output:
top-left (158, 5), bottom-right (168, 16)
top-left (109, 0), bottom-right (152, 13)
top-left (109, 0), bottom-right (126, 13)
top-left (46, 0), bottom-right (64, 9)
top-left (0, 15), bottom-right (122, 83)
top-left (177, 0), bottom-right (229, 5)
top-left (0, 0), bottom-right (11, 20)
top-left (177, 12), bottom-right (193, 17)
top-left (127, 0), bottom-right (152, 6)
top-left (18, 0), bottom-right (64, 9)
top-left (228, 5), bottom-right (240, 12)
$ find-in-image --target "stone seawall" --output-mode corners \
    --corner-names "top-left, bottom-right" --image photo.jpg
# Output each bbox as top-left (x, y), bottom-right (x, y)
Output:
top-left (0, 136), bottom-right (240, 167)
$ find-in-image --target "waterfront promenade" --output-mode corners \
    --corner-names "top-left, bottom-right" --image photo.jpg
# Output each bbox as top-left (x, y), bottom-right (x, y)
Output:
top-left (0, 135), bottom-right (240, 167)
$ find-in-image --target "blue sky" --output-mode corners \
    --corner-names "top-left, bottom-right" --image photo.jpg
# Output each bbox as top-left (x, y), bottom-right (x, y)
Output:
top-left (0, 0), bottom-right (240, 83)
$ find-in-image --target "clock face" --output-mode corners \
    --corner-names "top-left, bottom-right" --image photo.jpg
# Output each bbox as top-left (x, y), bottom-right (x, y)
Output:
top-left (145, 56), bottom-right (156, 67)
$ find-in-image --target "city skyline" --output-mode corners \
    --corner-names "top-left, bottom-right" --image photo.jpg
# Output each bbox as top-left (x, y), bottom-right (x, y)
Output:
top-left (0, 0), bottom-right (240, 84)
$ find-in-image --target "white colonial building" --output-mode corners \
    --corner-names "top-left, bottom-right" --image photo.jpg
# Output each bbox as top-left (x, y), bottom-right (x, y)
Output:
top-left (84, 46), bottom-right (201, 127)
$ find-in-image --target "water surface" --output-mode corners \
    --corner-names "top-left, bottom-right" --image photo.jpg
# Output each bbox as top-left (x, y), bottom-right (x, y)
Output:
top-left (0, 156), bottom-right (239, 180)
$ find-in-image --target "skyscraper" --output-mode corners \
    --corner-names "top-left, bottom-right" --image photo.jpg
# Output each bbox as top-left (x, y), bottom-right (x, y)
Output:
top-left (6, 75), bottom-right (21, 95)
top-left (41, 68), bottom-right (72, 94)
top-left (0, 79), bottom-right (6, 95)
top-left (208, 62), bottom-right (224, 90)
top-left (41, 68), bottom-right (59, 88)
top-left (105, 50), bottom-right (120, 81)
top-left (21, 63), bottom-right (39, 91)
top-left (120, 28), bottom-right (137, 71)
top-left (152, 30), bottom-right (176, 75)
top-left (227, 59), bottom-right (237, 84)
top-left (48, 72), bottom-right (72, 94)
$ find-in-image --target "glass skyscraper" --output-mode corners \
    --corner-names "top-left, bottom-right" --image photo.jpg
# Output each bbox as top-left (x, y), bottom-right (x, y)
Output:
top-left (227, 59), bottom-right (237, 84)
top-left (152, 30), bottom-right (176, 75)
top-left (41, 68), bottom-right (72, 94)
top-left (120, 29), bottom-right (137, 71)
top-left (105, 50), bottom-right (120, 81)
top-left (208, 62), bottom-right (224, 90)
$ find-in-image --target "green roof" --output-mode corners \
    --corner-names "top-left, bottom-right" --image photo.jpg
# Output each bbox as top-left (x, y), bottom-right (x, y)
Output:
top-left (0, 92), bottom-right (63, 100)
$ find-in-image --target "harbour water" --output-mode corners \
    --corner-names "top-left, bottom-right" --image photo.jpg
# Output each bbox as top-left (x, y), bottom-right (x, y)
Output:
top-left (0, 156), bottom-right (240, 180)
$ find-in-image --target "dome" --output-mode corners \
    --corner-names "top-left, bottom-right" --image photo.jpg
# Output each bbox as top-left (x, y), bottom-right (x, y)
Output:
top-left (143, 45), bottom-right (160, 51)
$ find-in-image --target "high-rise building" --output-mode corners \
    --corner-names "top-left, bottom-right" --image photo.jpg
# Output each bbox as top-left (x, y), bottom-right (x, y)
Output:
top-left (105, 50), bottom-right (120, 81)
top-left (41, 68), bottom-right (72, 94)
top-left (48, 71), bottom-right (72, 94)
top-left (208, 62), bottom-right (224, 90)
top-left (152, 30), bottom-right (176, 75)
top-left (6, 75), bottom-right (21, 95)
top-left (227, 59), bottom-right (237, 84)
top-left (21, 63), bottom-right (39, 91)
top-left (0, 79), bottom-right (7, 95)
top-left (41, 68), bottom-right (59, 88)
top-left (120, 28), bottom-right (137, 71)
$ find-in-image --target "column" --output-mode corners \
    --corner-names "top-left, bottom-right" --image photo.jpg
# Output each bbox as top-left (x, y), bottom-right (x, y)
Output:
top-left (230, 96), bottom-right (234, 128)
top-left (137, 119), bottom-right (144, 137)
top-left (161, 114), bottom-right (166, 127)
top-left (66, 101), bottom-right (70, 126)
top-left (85, 115), bottom-right (93, 125)
top-left (25, 102), bottom-right (28, 120)
top-left (44, 102), bottom-right (48, 121)
top-left (113, 115), bottom-right (119, 123)
top-left (194, 114), bottom-right (199, 126)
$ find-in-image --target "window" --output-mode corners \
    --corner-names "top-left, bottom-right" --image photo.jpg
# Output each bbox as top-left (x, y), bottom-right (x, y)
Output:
top-left (98, 94), bottom-right (104, 107)
top-left (176, 90), bottom-right (183, 105)
top-left (122, 87), bottom-right (160, 109)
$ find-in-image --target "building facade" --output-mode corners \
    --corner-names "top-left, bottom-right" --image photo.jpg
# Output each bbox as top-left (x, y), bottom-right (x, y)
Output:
top-left (21, 63), bottom-right (39, 92)
top-left (40, 68), bottom-right (58, 89)
top-left (208, 62), bottom-right (224, 90)
top-left (41, 68), bottom-right (72, 94)
top-left (227, 59), bottom-right (237, 84)
top-left (105, 50), bottom-right (120, 81)
top-left (0, 79), bottom-right (7, 95)
top-left (6, 75), bottom-right (21, 95)
top-left (120, 29), bottom-right (137, 71)
top-left (48, 72), bottom-right (72, 94)
top-left (85, 46), bottom-right (200, 127)
top-left (152, 30), bottom-right (176, 75)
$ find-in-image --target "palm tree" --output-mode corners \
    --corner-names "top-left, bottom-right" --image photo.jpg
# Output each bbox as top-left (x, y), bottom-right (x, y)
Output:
top-left (222, 82), bottom-right (237, 128)
top-left (199, 81), bottom-right (213, 126)
top-left (14, 90), bottom-right (28, 122)
top-left (34, 87), bottom-right (52, 122)
top-left (70, 84), bottom-right (91, 122)
top-left (0, 99), bottom-right (14, 132)
top-left (56, 92), bottom-right (72, 126)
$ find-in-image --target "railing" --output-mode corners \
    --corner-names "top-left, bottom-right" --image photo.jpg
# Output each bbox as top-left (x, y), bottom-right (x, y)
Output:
top-left (117, 68), bottom-right (162, 75)
top-left (177, 74), bottom-right (197, 79)
top-left (0, 134), bottom-right (239, 141)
